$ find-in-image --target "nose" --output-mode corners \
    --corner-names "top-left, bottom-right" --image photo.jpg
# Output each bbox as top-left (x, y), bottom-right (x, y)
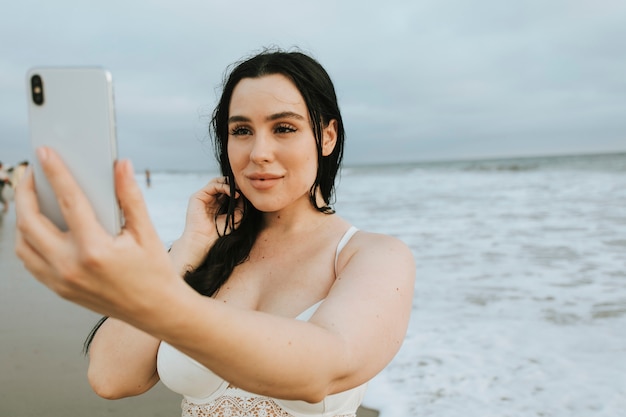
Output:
top-left (249, 131), bottom-right (274, 164)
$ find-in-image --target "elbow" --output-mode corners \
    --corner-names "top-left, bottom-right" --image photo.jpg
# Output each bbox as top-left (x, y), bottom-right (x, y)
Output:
top-left (89, 378), bottom-right (126, 400)
top-left (89, 377), bottom-right (149, 400)
top-left (88, 369), bottom-right (124, 400)
top-left (302, 391), bottom-right (327, 404)
top-left (93, 389), bottom-right (126, 401)
top-left (87, 366), bottom-right (146, 400)
top-left (298, 379), bottom-right (337, 404)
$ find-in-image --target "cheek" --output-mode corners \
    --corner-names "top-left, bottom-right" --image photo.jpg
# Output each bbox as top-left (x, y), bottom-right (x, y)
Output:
top-left (302, 155), bottom-right (319, 184)
top-left (227, 144), bottom-right (244, 169)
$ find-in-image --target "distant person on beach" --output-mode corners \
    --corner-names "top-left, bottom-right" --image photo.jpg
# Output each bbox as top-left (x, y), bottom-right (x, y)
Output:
top-left (0, 161), bottom-right (13, 213)
top-left (14, 49), bottom-right (415, 417)
top-left (145, 169), bottom-right (151, 188)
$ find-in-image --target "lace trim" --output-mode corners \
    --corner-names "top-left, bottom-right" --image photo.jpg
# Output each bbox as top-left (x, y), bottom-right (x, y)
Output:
top-left (181, 396), bottom-right (356, 417)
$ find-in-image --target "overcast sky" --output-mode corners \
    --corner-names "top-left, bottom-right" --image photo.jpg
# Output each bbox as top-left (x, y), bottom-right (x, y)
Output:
top-left (1, 0), bottom-right (625, 171)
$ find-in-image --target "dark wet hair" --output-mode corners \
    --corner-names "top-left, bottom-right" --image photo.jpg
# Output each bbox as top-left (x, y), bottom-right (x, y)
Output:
top-left (184, 48), bottom-right (345, 297)
top-left (84, 48), bottom-right (345, 353)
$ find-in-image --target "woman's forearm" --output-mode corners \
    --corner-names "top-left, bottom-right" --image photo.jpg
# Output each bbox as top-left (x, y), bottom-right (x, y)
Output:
top-left (128, 235), bottom-right (414, 403)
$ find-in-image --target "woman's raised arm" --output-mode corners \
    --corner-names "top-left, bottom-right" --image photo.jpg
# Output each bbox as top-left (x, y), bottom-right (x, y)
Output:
top-left (15, 147), bottom-right (415, 403)
top-left (145, 231), bottom-right (415, 402)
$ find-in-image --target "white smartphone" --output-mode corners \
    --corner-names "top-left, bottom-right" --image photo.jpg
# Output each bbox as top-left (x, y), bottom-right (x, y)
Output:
top-left (26, 67), bottom-right (122, 235)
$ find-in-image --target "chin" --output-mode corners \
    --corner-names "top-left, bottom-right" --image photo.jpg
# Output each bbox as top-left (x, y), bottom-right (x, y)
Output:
top-left (241, 185), bottom-right (312, 213)
top-left (245, 198), bottom-right (284, 213)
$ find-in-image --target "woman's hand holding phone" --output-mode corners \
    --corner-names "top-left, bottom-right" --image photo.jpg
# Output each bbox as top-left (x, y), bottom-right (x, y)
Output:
top-left (14, 147), bottom-right (179, 321)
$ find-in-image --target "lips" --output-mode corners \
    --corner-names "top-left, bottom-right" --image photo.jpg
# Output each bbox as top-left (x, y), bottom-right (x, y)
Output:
top-left (246, 173), bottom-right (284, 190)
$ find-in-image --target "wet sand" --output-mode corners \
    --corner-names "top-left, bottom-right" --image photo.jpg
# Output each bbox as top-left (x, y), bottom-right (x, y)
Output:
top-left (0, 209), bottom-right (377, 417)
top-left (0, 209), bottom-right (181, 416)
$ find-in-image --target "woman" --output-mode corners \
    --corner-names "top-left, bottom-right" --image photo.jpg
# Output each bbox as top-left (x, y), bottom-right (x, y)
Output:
top-left (15, 50), bottom-right (415, 417)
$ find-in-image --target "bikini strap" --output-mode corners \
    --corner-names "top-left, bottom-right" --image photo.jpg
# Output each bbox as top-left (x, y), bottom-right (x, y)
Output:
top-left (334, 226), bottom-right (359, 274)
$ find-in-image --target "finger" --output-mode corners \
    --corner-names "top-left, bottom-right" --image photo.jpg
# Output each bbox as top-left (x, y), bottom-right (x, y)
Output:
top-left (14, 165), bottom-right (31, 188)
top-left (14, 166), bottom-right (39, 214)
top-left (17, 228), bottom-right (109, 310)
top-left (203, 177), bottom-right (239, 198)
top-left (35, 147), bottom-right (103, 237)
top-left (114, 159), bottom-right (158, 241)
top-left (193, 185), bottom-right (236, 219)
top-left (14, 225), bottom-right (55, 284)
top-left (14, 167), bottom-right (66, 258)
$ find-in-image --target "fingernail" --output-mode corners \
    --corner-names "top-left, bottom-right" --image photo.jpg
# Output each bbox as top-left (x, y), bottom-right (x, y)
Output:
top-left (36, 147), bottom-right (48, 162)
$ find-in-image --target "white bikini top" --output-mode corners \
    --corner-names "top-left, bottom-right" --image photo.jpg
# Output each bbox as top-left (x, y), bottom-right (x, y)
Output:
top-left (157, 226), bottom-right (365, 417)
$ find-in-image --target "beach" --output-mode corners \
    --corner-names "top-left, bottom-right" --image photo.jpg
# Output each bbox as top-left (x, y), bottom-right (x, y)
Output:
top-left (0, 208), bottom-right (182, 416)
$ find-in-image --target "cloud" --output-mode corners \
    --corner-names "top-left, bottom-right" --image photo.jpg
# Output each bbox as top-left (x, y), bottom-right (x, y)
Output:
top-left (1, 0), bottom-right (625, 170)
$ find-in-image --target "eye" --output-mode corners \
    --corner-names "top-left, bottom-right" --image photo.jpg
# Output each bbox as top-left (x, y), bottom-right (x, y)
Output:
top-left (229, 125), bottom-right (252, 136)
top-left (274, 123), bottom-right (297, 135)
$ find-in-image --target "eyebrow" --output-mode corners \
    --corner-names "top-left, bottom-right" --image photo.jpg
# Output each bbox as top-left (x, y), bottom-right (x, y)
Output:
top-left (228, 111), bottom-right (306, 124)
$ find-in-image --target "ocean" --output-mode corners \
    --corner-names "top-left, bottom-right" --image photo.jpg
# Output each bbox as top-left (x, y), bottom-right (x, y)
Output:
top-left (141, 152), bottom-right (626, 417)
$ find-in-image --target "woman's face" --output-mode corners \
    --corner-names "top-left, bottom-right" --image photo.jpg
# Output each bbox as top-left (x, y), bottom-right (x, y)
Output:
top-left (227, 74), bottom-right (336, 214)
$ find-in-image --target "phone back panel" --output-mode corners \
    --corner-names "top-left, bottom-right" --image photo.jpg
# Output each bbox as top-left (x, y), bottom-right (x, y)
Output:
top-left (26, 67), bottom-right (121, 235)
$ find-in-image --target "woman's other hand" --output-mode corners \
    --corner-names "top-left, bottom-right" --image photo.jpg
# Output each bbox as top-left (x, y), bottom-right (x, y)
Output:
top-left (169, 176), bottom-right (242, 275)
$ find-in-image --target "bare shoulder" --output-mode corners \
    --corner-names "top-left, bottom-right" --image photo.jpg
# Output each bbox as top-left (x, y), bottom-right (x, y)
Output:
top-left (330, 229), bottom-right (416, 308)
top-left (337, 230), bottom-right (415, 280)
top-left (316, 229), bottom-right (415, 388)
top-left (355, 230), bottom-right (413, 254)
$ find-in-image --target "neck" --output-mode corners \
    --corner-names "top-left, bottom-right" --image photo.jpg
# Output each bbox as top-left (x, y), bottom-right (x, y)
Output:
top-left (261, 202), bottom-right (330, 235)
top-left (260, 187), bottom-right (332, 233)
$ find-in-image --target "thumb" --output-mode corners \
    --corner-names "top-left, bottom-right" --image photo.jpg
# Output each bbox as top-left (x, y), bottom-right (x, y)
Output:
top-left (115, 160), bottom-right (156, 240)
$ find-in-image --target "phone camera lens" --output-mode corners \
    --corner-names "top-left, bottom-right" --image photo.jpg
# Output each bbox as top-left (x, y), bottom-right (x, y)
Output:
top-left (31, 74), bottom-right (44, 106)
